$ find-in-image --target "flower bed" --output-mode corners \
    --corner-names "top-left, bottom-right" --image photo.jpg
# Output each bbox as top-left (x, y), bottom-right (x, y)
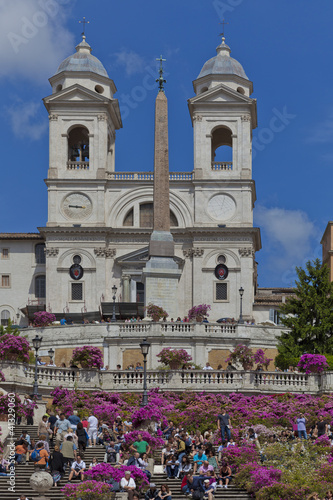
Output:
top-left (62, 479), bottom-right (112, 499)
top-left (156, 347), bottom-right (192, 367)
top-left (84, 464), bottom-right (149, 489)
top-left (33, 311), bottom-right (56, 327)
top-left (298, 353), bottom-right (329, 374)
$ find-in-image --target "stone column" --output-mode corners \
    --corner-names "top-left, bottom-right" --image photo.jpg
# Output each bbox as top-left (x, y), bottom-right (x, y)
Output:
top-left (122, 275), bottom-right (131, 302)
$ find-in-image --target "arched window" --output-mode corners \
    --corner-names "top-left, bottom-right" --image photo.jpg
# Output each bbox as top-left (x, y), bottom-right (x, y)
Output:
top-left (35, 275), bottom-right (46, 298)
top-left (139, 203), bottom-right (178, 228)
top-left (1, 310), bottom-right (10, 326)
top-left (123, 208), bottom-right (134, 227)
top-left (68, 126), bottom-right (90, 167)
top-left (35, 244), bottom-right (46, 264)
top-left (211, 126), bottom-right (233, 170)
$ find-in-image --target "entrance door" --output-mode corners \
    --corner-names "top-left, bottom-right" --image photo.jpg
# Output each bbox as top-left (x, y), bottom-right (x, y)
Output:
top-left (136, 282), bottom-right (144, 303)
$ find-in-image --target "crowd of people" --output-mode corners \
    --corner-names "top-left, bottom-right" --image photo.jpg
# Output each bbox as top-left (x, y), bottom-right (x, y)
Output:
top-left (6, 406), bottom-right (333, 500)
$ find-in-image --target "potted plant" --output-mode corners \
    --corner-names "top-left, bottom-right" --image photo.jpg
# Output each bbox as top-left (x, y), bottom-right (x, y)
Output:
top-left (33, 311), bottom-right (56, 327)
top-left (144, 303), bottom-right (168, 322)
top-left (297, 354), bottom-right (329, 374)
top-left (0, 334), bottom-right (30, 363)
top-left (188, 304), bottom-right (211, 322)
top-left (226, 344), bottom-right (254, 370)
top-left (70, 346), bottom-right (103, 370)
top-left (157, 347), bottom-right (192, 369)
top-left (253, 349), bottom-right (273, 370)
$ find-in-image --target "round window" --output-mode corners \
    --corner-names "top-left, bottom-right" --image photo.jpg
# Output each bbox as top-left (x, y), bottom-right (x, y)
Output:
top-left (217, 255), bottom-right (226, 264)
top-left (73, 255), bottom-right (82, 265)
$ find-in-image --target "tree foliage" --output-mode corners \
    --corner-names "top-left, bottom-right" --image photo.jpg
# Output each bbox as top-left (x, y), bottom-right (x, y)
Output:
top-left (277, 259), bottom-right (333, 361)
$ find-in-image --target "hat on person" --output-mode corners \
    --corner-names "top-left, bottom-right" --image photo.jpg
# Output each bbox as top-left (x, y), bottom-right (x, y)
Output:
top-left (204, 479), bottom-right (210, 483)
top-left (124, 471), bottom-right (131, 475)
top-left (149, 483), bottom-right (156, 488)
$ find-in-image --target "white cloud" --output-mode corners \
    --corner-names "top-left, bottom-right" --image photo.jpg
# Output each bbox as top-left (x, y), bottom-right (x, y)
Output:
top-left (113, 48), bottom-right (146, 76)
top-left (255, 206), bottom-right (320, 279)
top-left (6, 99), bottom-right (48, 140)
top-left (308, 114), bottom-right (333, 144)
top-left (0, 0), bottom-right (74, 82)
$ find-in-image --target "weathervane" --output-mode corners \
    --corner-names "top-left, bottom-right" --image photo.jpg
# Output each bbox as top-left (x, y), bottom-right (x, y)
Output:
top-left (79, 16), bottom-right (90, 36)
top-left (219, 19), bottom-right (229, 38)
top-left (156, 55), bottom-right (167, 92)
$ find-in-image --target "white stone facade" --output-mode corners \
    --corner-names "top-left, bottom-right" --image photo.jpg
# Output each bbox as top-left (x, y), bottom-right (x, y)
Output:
top-left (0, 36), bottom-right (269, 326)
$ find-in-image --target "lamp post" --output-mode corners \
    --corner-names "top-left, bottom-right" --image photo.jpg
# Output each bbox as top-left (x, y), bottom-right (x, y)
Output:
top-left (48, 347), bottom-right (54, 365)
top-left (238, 287), bottom-right (244, 324)
top-left (139, 338), bottom-right (151, 407)
top-left (31, 335), bottom-right (43, 399)
top-left (111, 285), bottom-right (117, 322)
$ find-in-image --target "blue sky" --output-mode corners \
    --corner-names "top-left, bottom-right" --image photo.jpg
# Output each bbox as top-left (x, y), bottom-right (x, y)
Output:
top-left (0, 0), bottom-right (331, 287)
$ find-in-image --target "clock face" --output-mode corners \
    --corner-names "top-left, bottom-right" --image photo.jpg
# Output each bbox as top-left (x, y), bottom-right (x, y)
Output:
top-left (207, 194), bottom-right (236, 221)
top-left (62, 193), bottom-right (92, 220)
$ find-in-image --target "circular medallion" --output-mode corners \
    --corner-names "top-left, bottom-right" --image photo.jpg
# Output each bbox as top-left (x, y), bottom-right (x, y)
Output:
top-left (215, 264), bottom-right (229, 280)
top-left (207, 194), bottom-right (236, 221)
top-left (62, 193), bottom-right (92, 220)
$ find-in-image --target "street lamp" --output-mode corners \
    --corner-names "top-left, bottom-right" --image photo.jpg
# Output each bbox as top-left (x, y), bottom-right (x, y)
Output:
top-left (239, 287), bottom-right (244, 324)
top-left (48, 347), bottom-right (54, 365)
top-left (31, 335), bottom-right (43, 399)
top-left (139, 338), bottom-right (151, 407)
top-left (111, 285), bottom-right (117, 322)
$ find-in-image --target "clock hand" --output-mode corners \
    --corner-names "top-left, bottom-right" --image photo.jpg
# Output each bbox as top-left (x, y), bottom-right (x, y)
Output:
top-left (68, 205), bottom-right (86, 209)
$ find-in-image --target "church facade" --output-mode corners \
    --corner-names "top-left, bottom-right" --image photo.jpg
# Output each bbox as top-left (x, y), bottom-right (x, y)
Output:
top-left (0, 35), bottom-right (272, 327)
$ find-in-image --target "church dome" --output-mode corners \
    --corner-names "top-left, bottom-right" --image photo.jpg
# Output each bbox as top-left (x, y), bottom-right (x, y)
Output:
top-left (197, 38), bottom-right (248, 80)
top-left (56, 36), bottom-right (109, 78)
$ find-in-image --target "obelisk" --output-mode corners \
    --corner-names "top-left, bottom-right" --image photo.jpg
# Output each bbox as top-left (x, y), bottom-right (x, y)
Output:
top-left (142, 56), bottom-right (181, 319)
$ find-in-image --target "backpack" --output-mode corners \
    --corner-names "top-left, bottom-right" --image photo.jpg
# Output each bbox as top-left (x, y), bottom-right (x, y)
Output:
top-left (30, 448), bottom-right (41, 462)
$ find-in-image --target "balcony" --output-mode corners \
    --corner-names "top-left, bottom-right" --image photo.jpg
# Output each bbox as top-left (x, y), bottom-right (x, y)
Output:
top-left (105, 172), bottom-right (193, 181)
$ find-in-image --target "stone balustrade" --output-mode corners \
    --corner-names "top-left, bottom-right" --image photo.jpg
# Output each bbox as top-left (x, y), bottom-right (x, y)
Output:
top-left (1, 362), bottom-right (330, 395)
top-left (105, 172), bottom-right (193, 181)
top-left (211, 161), bottom-right (233, 171)
top-left (67, 161), bottom-right (89, 170)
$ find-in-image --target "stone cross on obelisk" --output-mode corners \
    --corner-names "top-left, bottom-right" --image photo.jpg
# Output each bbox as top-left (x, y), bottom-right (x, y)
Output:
top-left (143, 56), bottom-right (181, 319)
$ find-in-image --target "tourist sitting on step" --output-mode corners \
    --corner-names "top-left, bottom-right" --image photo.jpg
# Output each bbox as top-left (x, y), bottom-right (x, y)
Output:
top-left (203, 479), bottom-right (215, 500)
top-left (137, 452), bottom-right (152, 481)
top-left (0, 453), bottom-right (10, 474)
top-left (15, 440), bottom-right (28, 464)
top-left (217, 463), bottom-right (232, 489)
top-left (145, 483), bottom-right (159, 500)
top-left (206, 470), bottom-right (217, 490)
top-left (206, 449), bottom-right (218, 470)
top-left (192, 450), bottom-right (207, 475)
top-left (198, 460), bottom-right (214, 476)
top-left (184, 472), bottom-right (205, 498)
top-left (17, 496), bottom-right (29, 500)
top-left (49, 445), bottom-right (65, 487)
top-left (120, 470), bottom-right (140, 500)
top-left (178, 455), bottom-right (192, 479)
top-left (161, 443), bottom-right (174, 468)
top-left (18, 431), bottom-right (31, 449)
top-left (89, 456), bottom-right (99, 469)
top-left (104, 442), bottom-right (118, 464)
top-left (156, 484), bottom-right (172, 500)
top-left (166, 454), bottom-right (180, 479)
top-left (68, 454), bottom-right (86, 482)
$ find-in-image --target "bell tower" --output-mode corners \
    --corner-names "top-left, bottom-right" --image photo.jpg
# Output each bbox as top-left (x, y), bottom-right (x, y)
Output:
top-left (43, 36), bottom-right (122, 227)
top-left (188, 36), bottom-right (257, 182)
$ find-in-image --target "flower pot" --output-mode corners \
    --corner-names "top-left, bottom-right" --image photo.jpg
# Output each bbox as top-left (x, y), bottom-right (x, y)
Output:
top-left (3, 353), bottom-right (17, 362)
top-left (169, 361), bottom-right (181, 370)
top-left (0, 414), bottom-right (8, 422)
top-left (196, 316), bottom-right (203, 323)
top-left (242, 363), bottom-right (253, 370)
top-left (80, 361), bottom-right (90, 369)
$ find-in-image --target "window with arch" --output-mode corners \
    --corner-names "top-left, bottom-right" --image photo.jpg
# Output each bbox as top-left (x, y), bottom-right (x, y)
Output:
top-left (35, 275), bottom-right (46, 298)
top-left (1, 310), bottom-right (10, 326)
top-left (123, 208), bottom-right (134, 226)
top-left (139, 203), bottom-right (178, 228)
top-left (35, 244), bottom-right (46, 264)
top-left (68, 126), bottom-right (90, 164)
top-left (211, 126), bottom-right (233, 166)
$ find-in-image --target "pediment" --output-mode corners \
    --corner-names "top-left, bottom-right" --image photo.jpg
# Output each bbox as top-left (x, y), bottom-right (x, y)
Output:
top-left (43, 84), bottom-right (110, 104)
top-left (189, 83), bottom-right (253, 105)
top-left (116, 246), bottom-right (184, 267)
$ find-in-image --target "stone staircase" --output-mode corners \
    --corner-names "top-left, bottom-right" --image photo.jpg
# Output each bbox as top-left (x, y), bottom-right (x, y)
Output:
top-left (0, 426), bottom-right (251, 499)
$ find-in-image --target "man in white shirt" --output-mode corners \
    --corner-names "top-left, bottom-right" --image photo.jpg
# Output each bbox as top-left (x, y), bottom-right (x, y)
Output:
top-left (87, 412), bottom-right (98, 447)
top-left (120, 471), bottom-right (139, 500)
top-left (203, 363), bottom-right (213, 370)
top-left (68, 455), bottom-right (86, 481)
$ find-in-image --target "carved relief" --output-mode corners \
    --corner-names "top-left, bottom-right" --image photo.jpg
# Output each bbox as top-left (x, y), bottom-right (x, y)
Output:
top-left (98, 114), bottom-right (107, 121)
top-left (48, 114), bottom-right (58, 121)
top-left (94, 247), bottom-right (116, 258)
top-left (183, 247), bottom-right (204, 258)
top-left (241, 115), bottom-right (251, 122)
top-left (45, 247), bottom-right (59, 257)
top-left (193, 115), bottom-right (203, 122)
top-left (238, 247), bottom-right (255, 257)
